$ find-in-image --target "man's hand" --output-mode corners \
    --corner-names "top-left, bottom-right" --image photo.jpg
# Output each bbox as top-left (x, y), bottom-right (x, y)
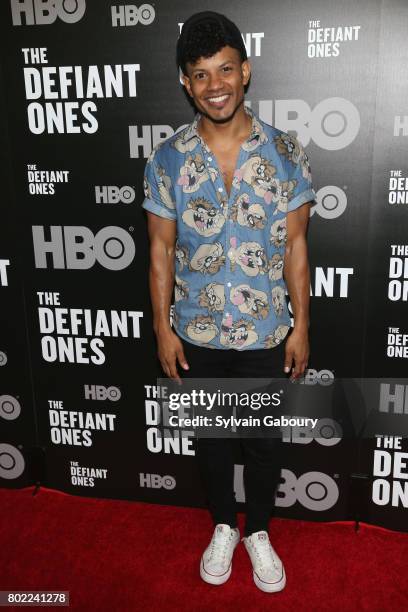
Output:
top-left (284, 328), bottom-right (309, 380)
top-left (156, 327), bottom-right (189, 384)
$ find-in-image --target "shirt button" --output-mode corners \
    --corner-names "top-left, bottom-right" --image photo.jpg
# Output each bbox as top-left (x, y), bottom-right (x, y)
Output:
top-left (227, 282), bottom-right (232, 288)
top-left (218, 187), bottom-right (223, 192)
top-left (208, 156), bottom-right (212, 162)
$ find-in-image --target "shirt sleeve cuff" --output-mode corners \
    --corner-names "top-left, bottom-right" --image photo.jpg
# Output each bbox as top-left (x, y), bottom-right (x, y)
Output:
top-left (141, 198), bottom-right (177, 220)
top-left (287, 188), bottom-right (316, 212)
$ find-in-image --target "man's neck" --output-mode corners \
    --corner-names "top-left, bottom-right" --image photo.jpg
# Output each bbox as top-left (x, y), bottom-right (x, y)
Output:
top-left (197, 103), bottom-right (252, 148)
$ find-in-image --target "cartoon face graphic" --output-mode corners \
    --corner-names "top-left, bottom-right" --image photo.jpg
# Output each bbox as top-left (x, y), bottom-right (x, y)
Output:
top-left (177, 154), bottom-right (208, 193)
top-left (275, 134), bottom-right (312, 180)
top-left (220, 314), bottom-right (258, 349)
top-left (270, 218), bottom-right (287, 247)
top-left (260, 176), bottom-right (282, 206)
top-left (228, 238), bottom-right (268, 277)
top-left (269, 253), bottom-right (284, 280)
top-left (171, 133), bottom-right (200, 153)
top-left (274, 134), bottom-right (302, 164)
top-left (185, 315), bottom-right (218, 344)
top-left (271, 179), bottom-right (297, 215)
top-left (189, 243), bottom-right (225, 275)
top-left (271, 285), bottom-right (285, 316)
top-left (230, 193), bottom-right (266, 229)
top-left (157, 166), bottom-right (175, 209)
top-left (235, 155), bottom-right (277, 204)
top-left (264, 324), bottom-right (290, 348)
top-left (182, 197), bottom-right (225, 236)
top-left (230, 284), bottom-right (269, 320)
top-left (174, 275), bottom-right (189, 302)
top-left (175, 244), bottom-right (189, 271)
top-left (241, 120), bottom-right (268, 152)
top-left (198, 283), bottom-right (225, 312)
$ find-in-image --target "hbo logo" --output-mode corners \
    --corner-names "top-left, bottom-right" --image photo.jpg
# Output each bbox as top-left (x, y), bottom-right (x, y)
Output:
top-left (111, 4), bottom-right (155, 26)
top-left (139, 473), bottom-right (176, 489)
top-left (11, 0), bottom-right (86, 25)
top-left (257, 97), bottom-right (360, 150)
top-left (300, 368), bottom-right (334, 386)
top-left (276, 469), bottom-right (339, 511)
top-left (281, 418), bottom-right (342, 446)
top-left (234, 466), bottom-right (338, 511)
top-left (95, 186), bottom-right (135, 204)
top-left (84, 385), bottom-right (121, 401)
top-left (32, 225), bottom-right (135, 270)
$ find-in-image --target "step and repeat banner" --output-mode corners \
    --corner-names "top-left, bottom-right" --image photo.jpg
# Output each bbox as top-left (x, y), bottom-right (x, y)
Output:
top-left (1, 0), bottom-right (407, 531)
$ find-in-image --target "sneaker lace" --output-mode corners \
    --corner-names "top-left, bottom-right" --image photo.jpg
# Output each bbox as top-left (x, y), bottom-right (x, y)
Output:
top-left (253, 537), bottom-right (279, 571)
top-left (209, 530), bottom-right (234, 564)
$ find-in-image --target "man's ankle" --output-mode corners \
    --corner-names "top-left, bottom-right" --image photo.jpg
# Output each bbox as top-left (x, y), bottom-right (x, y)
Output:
top-left (244, 528), bottom-right (268, 538)
top-left (214, 523), bottom-right (238, 530)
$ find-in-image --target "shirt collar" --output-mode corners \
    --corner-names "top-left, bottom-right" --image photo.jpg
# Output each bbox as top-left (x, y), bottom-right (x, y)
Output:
top-left (181, 105), bottom-right (268, 149)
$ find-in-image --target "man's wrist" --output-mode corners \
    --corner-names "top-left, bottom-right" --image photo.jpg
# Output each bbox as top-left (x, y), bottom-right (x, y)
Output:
top-left (153, 319), bottom-right (173, 336)
top-left (292, 320), bottom-right (309, 334)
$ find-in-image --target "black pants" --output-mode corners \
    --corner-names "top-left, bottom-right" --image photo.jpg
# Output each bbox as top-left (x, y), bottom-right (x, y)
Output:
top-left (178, 335), bottom-right (287, 537)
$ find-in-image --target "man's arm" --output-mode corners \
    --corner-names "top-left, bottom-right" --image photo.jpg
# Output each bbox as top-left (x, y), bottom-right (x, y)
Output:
top-left (146, 212), bottom-right (189, 382)
top-left (283, 202), bottom-right (311, 379)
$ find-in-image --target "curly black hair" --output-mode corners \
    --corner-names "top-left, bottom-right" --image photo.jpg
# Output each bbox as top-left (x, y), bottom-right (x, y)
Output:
top-left (176, 11), bottom-right (247, 75)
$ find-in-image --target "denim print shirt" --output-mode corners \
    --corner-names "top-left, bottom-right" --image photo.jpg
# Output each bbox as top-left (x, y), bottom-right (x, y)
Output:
top-left (142, 107), bottom-right (316, 350)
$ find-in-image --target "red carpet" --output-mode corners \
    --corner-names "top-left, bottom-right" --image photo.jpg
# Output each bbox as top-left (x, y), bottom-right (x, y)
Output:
top-left (1, 486), bottom-right (407, 611)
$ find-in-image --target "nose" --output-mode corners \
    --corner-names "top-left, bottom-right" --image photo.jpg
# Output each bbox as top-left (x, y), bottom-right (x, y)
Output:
top-left (207, 72), bottom-right (223, 92)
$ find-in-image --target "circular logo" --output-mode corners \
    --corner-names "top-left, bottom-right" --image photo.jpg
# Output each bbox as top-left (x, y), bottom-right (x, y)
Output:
top-left (296, 471), bottom-right (339, 511)
top-left (0, 395), bottom-right (21, 421)
top-left (56, 0), bottom-right (86, 22)
top-left (311, 98), bottom-right (360, 151)
top-left (0, 444), bottom-right (25, 480)
top-left (138, 4), bottom-right (155, 25)
top-left (311, 186), bottom-right (347, 219)
top-left (161, 475), bottom-right (176, 490)
top-left (107, 386), bottom-right (121, 401)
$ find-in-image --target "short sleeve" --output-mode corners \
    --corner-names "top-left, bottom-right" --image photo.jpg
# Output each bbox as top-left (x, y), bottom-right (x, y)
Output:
top-left (287, 137), bottom-right (317, 213)
top-left (141, 148), bottom-right (177, 221)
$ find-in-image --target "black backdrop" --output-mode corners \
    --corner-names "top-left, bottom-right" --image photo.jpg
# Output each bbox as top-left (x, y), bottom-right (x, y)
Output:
top-left (1, 0), bottom-right (408, 531)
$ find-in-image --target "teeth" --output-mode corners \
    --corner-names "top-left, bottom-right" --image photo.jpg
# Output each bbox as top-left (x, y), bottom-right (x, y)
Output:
top-left (208, 95), bottom-right (229, 103)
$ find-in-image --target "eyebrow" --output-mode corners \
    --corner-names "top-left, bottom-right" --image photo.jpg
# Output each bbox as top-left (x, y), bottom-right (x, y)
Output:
top-left (191, 60), bottom-right (237, 73)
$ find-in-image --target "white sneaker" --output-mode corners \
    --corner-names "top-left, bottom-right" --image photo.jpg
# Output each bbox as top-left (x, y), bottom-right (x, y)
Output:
top-left (243, 530), bottom-right (286, 593)
top-left (200, 524), bottom-right (240, 585)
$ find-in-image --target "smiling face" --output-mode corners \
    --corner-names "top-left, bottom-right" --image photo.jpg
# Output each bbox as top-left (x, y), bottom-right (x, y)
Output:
top-left (182, 46), bottom-right (251, 124)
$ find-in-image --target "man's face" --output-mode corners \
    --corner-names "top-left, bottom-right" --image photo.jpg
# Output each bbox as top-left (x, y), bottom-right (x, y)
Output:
top-left (182, 45), bottom-right (251, 123)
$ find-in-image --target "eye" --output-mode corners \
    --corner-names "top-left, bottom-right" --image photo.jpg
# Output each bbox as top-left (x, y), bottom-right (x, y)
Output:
top-left (194, 72), bottom-right (206, 80)
top-left (222, 65), bottom-right (233, 73)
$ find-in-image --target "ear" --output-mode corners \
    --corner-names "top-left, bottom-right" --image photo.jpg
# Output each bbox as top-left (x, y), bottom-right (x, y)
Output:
top-left (241, 60), bottom-right (251, 86)
top-left (182, 73), bottom-right (193, 98)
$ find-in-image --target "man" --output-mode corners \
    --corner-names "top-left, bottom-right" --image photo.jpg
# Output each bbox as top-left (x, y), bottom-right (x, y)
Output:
top-left (142, 11), bottom-right (316, 593)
